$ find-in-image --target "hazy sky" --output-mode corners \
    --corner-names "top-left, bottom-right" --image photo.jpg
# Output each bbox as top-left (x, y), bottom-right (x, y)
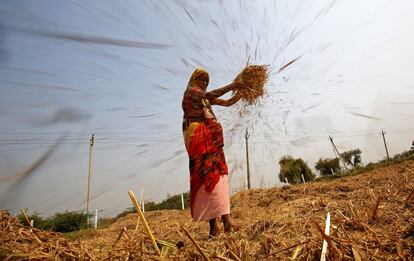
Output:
top-left (1, 0), bottom-right (414, 217)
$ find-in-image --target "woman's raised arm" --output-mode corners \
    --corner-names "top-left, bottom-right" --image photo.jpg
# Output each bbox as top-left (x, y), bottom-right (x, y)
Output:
top-left (210, 91), bottom-right (242, 107)
top-left (205, 82), bottom-right (235, 100)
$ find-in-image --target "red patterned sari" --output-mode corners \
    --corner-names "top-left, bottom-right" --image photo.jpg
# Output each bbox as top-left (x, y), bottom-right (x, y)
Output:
top-left (182, 87), bottom-right (229, 220)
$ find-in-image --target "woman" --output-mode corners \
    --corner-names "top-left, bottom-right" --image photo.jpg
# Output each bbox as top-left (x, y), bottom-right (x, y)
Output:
top-left (182, 68), bottom-right (241, 237)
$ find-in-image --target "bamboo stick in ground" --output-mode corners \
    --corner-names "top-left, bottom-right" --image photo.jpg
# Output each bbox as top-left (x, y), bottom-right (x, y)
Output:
top-left (128, 190), bottom-right (161, 256)
top-left (320, 212), bottom-right (331, 261)
top-left (20, 208), bottom-right (42, 244)
top-left (370, 197), bottom-right (381, 221)
top-left (182, 226), bottom-right (211, 261)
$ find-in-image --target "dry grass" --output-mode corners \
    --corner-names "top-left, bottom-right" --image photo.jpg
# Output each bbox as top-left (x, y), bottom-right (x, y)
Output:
top-left (233, 65), bottom-right (269, 105)
top-left (1, 160), bottom-right (414, 260)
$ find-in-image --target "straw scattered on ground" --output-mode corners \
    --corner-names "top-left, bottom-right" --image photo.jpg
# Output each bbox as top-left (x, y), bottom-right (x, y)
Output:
top-left (1, 160), bottom-right (414, 260)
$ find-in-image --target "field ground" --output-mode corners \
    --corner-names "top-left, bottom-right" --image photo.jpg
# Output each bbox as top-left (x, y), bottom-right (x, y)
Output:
top-left (1, 160), bottom-right (414, 260)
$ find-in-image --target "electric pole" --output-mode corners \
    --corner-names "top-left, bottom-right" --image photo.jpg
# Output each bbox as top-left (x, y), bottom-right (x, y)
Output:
top-left (380, 129), bottom-right (390, 161)
top-left (328, 136), bottom-right (348, 171)
top-left (245, 129), bottom-right (251, 189)
top-left (86, 134), bottom-right (94, 225)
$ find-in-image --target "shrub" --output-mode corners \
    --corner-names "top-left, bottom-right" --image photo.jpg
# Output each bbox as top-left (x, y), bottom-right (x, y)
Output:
top-left (340, 149), bottom-right (362, 168)
top-left (17, 210), bottom-right (89, 233)
top-left (278, 155), bottom-right (315, 184)
top-left (116, 192), bottom-right (190, 218)
top-left (17, 211), bottom-right (50, 231)
top-left (315, 157), bottom-right (341, 176)
top-left (48, 211), bottom-right (88, 233)
top-left (146, 192), bottom-right (190, 211)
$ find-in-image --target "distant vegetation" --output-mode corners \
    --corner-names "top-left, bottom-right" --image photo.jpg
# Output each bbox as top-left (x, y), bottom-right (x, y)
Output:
top-left (17, 211), bottom-right (89, 233)
top-left (117, 192), bottom-right (189, 218)
top-left (315, 157), bottom-right (341, 176)
top-left (17, 144), bottom-right (414, 234)
top-left (340, 149), bottom-right (362, 168)
top-left (17, 192), bottom-right (190, 233)
top-left (278, 155), bottom-right (315, 184)
top-left (279, 147), bottom-right (414, 183)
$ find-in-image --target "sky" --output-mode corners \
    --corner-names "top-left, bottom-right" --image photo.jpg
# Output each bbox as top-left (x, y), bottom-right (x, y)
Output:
top-left (0, 0), bottom-right (414, 217)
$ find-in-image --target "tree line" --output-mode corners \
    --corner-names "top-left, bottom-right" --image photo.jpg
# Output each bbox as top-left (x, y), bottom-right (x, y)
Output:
top-left (279, 145), bottom-right (414, 184)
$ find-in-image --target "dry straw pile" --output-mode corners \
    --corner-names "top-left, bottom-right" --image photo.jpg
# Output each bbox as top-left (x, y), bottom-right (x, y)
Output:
top-left (0, 210), bottom-right (93, 259)
top-left (1, 160), bottom-right (414, 260)
top-left (233, 65), bottom-right (269, 105)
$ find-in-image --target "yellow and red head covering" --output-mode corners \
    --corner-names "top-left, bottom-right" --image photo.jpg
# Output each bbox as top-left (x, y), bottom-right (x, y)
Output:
top-left (187, 68), bottom-right (209, 89)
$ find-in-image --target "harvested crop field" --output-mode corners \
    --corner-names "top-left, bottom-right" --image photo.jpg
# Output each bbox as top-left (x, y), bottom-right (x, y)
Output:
top-left (2, 160), bottom-right (414, 260)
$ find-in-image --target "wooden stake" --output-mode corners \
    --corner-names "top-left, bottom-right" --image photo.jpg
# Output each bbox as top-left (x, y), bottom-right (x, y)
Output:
top-left (128, 190), bottom-right (161, 255)
top-left (320, 212), bottom-right (331, 261)
top-left (140, 188), bottom-right (145, 213)
top-left (370, 197), bottom-right (381, 221)
top-left (20, 209), bottom-right (42, 244)
top-left (245, 129), bottom-right (251, 189)
top-left (182, 226), bottom-right (210, 261)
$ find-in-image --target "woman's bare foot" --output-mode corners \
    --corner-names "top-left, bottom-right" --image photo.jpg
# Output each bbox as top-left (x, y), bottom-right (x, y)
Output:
top-left (222, 214), bottom-right (239, 233)
top-left (209, 218), bottom-right (220, 238)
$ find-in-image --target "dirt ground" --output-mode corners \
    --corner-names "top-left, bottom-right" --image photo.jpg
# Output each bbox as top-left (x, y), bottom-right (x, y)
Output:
top-left (1, 160), bottom-right (414, 260)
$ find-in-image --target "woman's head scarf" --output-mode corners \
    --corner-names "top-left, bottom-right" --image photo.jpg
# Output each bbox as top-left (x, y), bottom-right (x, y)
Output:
top-left (187, 68), bottom-right (209, 90)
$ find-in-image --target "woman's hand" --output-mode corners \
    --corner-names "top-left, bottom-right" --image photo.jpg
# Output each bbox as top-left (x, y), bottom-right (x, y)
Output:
top-left (210, 91), bottom-right (242, 107)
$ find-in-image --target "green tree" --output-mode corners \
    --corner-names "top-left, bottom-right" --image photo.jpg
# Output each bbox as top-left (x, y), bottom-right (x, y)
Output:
top-left (48, 211), bottom-right (88, 232)
top-left (17, 211), bottom-right (50, 230)
top-left (17, 210), bottom-right (88, 232)
top-left (315, 157), bottom-right (341, 176)
top-left (278, 156), bottom-right (315, 184)
top-left (340, 149), bottom-right (362, 168)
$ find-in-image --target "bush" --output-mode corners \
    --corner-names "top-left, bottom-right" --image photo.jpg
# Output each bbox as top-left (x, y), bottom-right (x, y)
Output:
top-left (278, 155), bottom-right (315, 184)
top-left (17, 210), bottom-right (89, 233)
top-left (17, 211), bottom-right (50, 231)
top-left (146, 192), bottom-right (189, 211)
top-left (315, 157), bottom-right (341, 176)
top-left (340, 149), bottom-right (362, 168)
top-left (116, 192), bottom-right (190, 218)
top-left (48, 211), bottom-right (88, 233)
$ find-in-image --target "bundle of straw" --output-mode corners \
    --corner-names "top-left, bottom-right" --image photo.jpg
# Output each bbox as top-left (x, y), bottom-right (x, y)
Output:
top-left (233, 64), bottom-right (269, 105)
